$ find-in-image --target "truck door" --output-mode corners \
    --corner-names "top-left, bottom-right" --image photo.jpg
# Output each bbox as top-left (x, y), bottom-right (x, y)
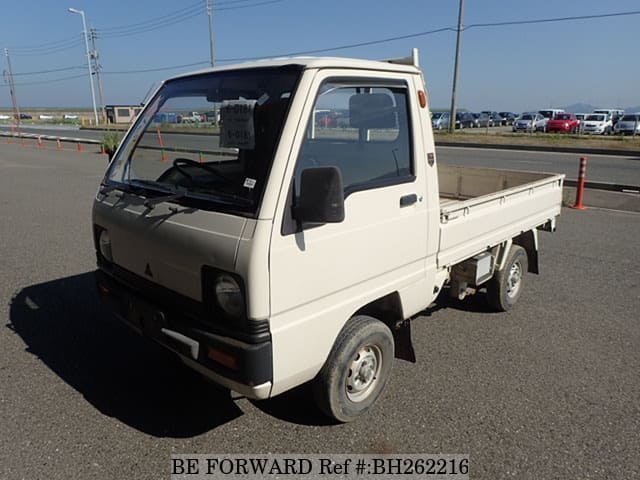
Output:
top-left (268, 74), bottom-right (430, 393)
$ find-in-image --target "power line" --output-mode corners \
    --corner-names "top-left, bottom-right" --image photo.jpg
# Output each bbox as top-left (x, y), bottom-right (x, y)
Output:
top-left (464, 10), bottom-right (640, 30)
top-left (214, 8), bottom-right (640, 62)
top-left (7, 8), bottom-right (640, 81)
top-left (98, 9), bottom-right (204, 38)
top-left (218, 27), bottom-right (456, 62)
top-left (0, 73), bottom-right (87, 87)
top-left (11, 65), bottom-right (86, 76)
top-left (97, 0), bottom-right (285, 39)
top-left (103, 61), bottom-right (210, 74)
top-left (8, 35), bottom-right (81, 52)
top-left (10, 39), bottom-right (84, 57)
top-left (216, 0), bottom-right (285, 11)
top-left (98, 0), bottom-right (204, 33)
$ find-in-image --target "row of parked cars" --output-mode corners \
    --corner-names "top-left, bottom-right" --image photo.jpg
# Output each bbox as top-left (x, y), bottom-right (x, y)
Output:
top-left (512, 109), bottom-right (640, 135)
top-left (431, 111), bottom-right (518, 130)
top-left (431, 108), bottom-right (640, 135)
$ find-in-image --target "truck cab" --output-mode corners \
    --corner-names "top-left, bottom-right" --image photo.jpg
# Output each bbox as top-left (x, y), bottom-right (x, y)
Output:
top-left (93, 51), bottom-right (563, 422)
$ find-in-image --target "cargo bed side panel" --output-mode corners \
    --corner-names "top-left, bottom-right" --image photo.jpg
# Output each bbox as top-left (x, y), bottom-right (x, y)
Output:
top-left (437, 166), bottom-right (563, 268)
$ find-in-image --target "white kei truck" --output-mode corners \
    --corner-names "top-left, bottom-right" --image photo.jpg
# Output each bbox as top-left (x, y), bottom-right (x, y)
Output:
top-left (92, 50), bottom-right (564, 422)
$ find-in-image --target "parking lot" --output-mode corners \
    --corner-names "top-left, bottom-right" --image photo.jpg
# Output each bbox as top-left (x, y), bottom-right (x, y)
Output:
top-left (1, 143), bottom-right (639, 479)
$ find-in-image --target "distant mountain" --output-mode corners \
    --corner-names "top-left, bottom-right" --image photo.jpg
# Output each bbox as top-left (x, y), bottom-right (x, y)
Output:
top-left (562, 103), bottom-right (640, 113)
top-left (562, 103), bottom-right (596, 113)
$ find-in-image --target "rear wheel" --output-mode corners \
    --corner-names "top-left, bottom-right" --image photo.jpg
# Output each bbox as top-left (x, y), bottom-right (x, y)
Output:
top-left (486, 245), bottom-right (528, 312)
top-left (312, 315), bottom-right (394, 422)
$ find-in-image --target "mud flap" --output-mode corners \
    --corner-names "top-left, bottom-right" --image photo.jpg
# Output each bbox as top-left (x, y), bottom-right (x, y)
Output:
top-left (394, 320), bottom-right (416, 363)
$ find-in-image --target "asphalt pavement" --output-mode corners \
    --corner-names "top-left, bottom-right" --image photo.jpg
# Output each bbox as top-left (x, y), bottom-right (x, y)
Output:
top-left (1, 143), bottom-right (639, 479)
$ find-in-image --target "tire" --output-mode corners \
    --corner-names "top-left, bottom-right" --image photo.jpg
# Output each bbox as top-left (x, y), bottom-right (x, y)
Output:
top-left (312, 315), bottom-right (394, 422)
top-left (486, 245), bottom-right (528, 312)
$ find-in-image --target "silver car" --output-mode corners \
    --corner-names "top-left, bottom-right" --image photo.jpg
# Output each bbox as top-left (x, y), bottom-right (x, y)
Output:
top-left (431, 112), bottom-right (450, 130)
top-left (513, 113), bottom-right (546, 132)
top-left (613, 113), bottom-right (640, 135)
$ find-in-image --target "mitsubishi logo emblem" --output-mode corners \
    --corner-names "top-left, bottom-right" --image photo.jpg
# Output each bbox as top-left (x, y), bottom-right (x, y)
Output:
top-left (144, 263), bottom-right (153, 278)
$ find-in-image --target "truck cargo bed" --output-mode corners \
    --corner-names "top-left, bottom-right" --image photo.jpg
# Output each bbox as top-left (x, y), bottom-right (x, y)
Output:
top-left (437, 165), bottom-right (564, 268)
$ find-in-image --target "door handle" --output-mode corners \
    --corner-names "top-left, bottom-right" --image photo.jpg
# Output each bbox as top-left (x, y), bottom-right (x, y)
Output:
top-left (399, 193), bottom-right (418, 207)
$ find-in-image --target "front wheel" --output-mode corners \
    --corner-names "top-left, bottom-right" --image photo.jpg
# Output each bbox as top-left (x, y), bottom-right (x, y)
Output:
top-left (312, 315), bottom-right (394, 422)
top-left (486, 245), bottom-right (528, 312)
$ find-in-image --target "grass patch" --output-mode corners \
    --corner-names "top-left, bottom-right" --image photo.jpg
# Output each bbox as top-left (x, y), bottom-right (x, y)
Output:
top-left (435, 131), bottom-right (640, 152)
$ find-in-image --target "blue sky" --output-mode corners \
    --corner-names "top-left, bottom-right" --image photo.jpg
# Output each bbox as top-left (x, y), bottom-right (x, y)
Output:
top-left (1, 0), bottom-right (639, 112)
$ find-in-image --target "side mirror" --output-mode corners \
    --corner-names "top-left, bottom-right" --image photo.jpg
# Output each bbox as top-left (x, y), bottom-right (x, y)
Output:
top-left (294, 166), bottom-right (345, 225)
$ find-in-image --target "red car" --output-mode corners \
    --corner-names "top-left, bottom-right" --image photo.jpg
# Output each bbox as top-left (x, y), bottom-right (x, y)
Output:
top-left (547, 113), bottom-right (580, 133)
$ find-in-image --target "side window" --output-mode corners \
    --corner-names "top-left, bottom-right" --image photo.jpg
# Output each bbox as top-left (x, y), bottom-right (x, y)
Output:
top-left (294, 81), bottom-right (413, 196)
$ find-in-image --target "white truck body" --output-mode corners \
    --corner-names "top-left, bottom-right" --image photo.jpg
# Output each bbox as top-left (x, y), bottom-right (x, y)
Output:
top-left (92, 51), bottom-right (564, 421)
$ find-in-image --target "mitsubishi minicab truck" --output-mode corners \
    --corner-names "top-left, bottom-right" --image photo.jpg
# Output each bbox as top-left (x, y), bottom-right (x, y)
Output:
top-left (93, 49), bottom-right (564, 422)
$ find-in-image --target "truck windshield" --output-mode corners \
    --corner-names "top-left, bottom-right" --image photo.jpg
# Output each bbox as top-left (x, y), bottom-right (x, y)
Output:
top-left (105, 66), bottom-right (301, 215)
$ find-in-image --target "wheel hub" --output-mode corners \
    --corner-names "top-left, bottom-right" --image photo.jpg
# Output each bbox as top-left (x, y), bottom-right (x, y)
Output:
top-left (346, 345), bottom-right (382, 402)
top-left (506, 261), bottom-right (522, 298)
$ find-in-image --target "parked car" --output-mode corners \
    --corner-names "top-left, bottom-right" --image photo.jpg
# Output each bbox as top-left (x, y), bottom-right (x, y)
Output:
top-left (153, 112), bottom-right (182, 124)
top-left (537, 109), bottom-right (565, 132)
top-left (513, 112), bottom-right (546, 132)
top-left (431, 111), bottom-right (450, 130)
top-left (538, 109), bottom-right (564, 120)
top-left (471, 112), bottom-right (491, 128)
top-left (613, 113), bottom-right (640, 135)
top-left (581, 113), bottom-right (613, 135)
top-left (546, 113), bottom-right (580, 134)
top-left (455, 112), bottom-right (475, 129)
top-left (14, 113), bottom-right (32, 120)
top-left (499, 112), bottom-right (517, 125)
top-left (482, 111), bottom-right (504, 126)
top-left (593, 109), bottom-right (624, 125)
top-left (574, 113), bottom-right (588, 122)
top-left (0, 114), bottom-right (11, 120)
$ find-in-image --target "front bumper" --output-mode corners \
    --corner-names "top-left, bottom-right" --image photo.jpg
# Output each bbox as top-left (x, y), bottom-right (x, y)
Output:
top-left (95, 268), bottom-right (273, 399)
top-left (547, 124), bottom-right (571, 133)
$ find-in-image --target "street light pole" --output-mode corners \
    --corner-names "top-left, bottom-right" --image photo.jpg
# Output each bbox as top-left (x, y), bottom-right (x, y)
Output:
top-left (68, 7), bottom-right (99, 125)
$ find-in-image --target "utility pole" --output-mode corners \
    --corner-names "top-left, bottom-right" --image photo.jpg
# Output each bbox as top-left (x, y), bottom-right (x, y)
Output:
top-left (90, 28), bottom-right (105, 122)
top-left (207, 0), bottom-right (215, 67)
top-left (3, 48), bottom-right (21, 134)
top-left (448, 0), bottom-right (465, 133)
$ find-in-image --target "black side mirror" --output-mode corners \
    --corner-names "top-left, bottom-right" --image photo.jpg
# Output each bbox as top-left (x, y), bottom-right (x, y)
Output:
top-left (294, 166), bottom-right (345, 225)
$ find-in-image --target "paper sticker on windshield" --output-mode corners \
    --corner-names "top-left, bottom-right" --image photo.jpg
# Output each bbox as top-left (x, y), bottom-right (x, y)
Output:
top-left (220, 100), bottom-right (257, 149)
top-left (243, 178), bottom-right (257, 189)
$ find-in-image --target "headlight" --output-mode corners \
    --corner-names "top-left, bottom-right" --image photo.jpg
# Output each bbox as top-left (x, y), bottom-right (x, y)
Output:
top-left (214, 274), bottom-right (245, 318)
top-left (99, 229), bottom-right (112, 262)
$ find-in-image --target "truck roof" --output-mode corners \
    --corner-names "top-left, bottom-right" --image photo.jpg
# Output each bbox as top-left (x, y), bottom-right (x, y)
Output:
top-left (167, 55), bottom-right (422, 82)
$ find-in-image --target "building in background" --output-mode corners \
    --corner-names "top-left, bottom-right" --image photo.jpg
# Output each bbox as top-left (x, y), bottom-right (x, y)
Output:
top-left (105, 105), bottom-right (142, 124)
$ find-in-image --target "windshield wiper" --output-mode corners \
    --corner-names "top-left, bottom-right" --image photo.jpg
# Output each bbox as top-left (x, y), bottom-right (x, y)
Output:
top-left (143, 186), bottom-right (189, 209)
top-left (98, 183), bottom-right (120, 195)
top-left (122, 179), bottom-right (188, 209)
top-left (128, 178), bottom-right (174, 193)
